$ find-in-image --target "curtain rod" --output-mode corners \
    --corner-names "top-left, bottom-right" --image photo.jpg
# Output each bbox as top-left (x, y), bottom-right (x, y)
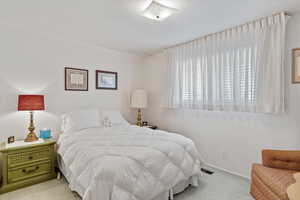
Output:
top-left (165, 12), bottom-right (292, 50)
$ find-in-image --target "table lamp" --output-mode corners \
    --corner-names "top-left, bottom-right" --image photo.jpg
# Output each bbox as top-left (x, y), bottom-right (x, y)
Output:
top-left (131, 90), bottom-right (147, 126)
top-left (18, 95), bottom-right (45, 142)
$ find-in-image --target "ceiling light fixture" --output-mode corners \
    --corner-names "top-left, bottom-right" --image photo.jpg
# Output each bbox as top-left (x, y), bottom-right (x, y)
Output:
top-left (142, 0), bottom-right (178, 21)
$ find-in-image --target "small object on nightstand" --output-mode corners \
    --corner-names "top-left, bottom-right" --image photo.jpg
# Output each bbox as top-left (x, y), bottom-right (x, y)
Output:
top-left (142, 121), bottom-right (148, 126)
top-left (7, 136), bottom-right (15, 144)
top-left (39, 129), bottom-right (51, 139)
top-left (144, 125), bottom-right (157, 130)
top-left (0, 139), bottom-right (56, 194)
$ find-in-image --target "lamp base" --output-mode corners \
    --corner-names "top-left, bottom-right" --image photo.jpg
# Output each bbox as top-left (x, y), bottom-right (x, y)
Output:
top-left (24, 132), bottom-right (39, 142)
top-left (24, 111), bottom-right (39, 142)
top-left (136, 108), bottom-right (142, 127)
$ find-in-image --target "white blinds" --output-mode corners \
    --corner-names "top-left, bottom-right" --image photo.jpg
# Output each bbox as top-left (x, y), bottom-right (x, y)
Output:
top-left (166, 12), bottom-right (287, 114)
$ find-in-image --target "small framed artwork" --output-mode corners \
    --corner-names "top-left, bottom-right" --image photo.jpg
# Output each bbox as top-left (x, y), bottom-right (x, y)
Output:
top-left (65, 67), bottom-right (88, 91)
top-left (292, 48), bottom-right (300, 83)
top-left (96, 70), bottom-right (118, 90)
top-left (7, 136), bottom-right (15, 144)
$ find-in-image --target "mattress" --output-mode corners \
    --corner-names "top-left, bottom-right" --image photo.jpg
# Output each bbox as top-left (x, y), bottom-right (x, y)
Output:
top-left (57, 125), bottom-right (202, 200)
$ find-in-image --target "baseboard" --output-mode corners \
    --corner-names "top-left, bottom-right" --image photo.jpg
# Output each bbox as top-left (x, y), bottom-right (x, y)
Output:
top-left (203, 162), bottom-right (250, 180)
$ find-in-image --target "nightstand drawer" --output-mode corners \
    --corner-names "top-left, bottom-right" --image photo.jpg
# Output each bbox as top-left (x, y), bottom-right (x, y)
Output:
top-left (8, 146), bottom-right (51, 167)
top-left (8, 161), bottom-right (51, 184)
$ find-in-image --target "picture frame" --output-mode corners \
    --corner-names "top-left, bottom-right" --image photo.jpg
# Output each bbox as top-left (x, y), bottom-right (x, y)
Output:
top-left (8, 136), bottom-right (15, 144)
top-left (292, 48), bottom-right (300, 83)
top-left (96, 70), bottom-right (118, 90)
top-left (65, 67), bottom-right (89, 91)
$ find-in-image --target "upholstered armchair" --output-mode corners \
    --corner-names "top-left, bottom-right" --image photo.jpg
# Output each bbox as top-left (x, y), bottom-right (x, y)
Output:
top-left (250, 150), bottom-right (300, 200)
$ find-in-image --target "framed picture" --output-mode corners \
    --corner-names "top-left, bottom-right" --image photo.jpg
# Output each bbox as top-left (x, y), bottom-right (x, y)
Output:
top-left (65, 67), bottom-right (88, 91)
top-left (96, 70), bottom-right (118, 90)
top-left (8, 136), bottom-right (15, 144)
top-left (292, 48), bottom-right (300, 83)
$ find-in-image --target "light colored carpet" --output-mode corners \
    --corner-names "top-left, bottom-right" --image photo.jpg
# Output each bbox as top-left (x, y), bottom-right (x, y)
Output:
top-left (0, 167), bottom-right (253, 200)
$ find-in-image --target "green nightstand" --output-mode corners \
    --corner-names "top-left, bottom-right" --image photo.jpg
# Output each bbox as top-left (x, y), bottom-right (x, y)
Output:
top-left (0, 139), bottom-right (56, 194)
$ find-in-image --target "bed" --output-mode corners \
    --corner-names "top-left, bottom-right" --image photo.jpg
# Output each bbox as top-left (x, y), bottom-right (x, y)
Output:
top-left (57, 109), bottom-right (202, 200)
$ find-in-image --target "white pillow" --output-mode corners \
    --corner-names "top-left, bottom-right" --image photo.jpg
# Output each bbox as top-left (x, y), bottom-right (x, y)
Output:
top-left (101, 110), bottom-right (129, 127)
top-left (62, 109), bottom-right (102, 133)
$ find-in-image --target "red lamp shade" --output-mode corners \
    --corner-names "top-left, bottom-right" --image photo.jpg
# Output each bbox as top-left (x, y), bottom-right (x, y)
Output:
top-left (18, 95), bottom-right (45, 111)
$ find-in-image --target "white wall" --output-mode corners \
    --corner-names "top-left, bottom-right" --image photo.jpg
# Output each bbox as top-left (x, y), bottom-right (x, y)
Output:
top-left (0, 24), bottom-right (143, 142)
top-left (141, 12), bottom-right (300, 178)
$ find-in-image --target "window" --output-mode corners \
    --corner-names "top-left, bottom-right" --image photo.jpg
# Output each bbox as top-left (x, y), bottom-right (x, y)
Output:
top-left (166, 12), bottom-right (286, 113)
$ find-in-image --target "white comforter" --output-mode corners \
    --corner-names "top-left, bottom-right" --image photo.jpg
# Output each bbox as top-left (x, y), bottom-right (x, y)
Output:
top-left (57, 125), bottom-right (202, 200)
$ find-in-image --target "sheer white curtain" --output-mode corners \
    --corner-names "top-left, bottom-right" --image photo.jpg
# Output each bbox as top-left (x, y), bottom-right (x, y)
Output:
top-left (166, 12), bottom-right (287, 114)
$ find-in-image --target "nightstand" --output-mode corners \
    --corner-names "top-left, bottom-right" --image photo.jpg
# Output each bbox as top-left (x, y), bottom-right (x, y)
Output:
top-left (0, 139), bottom-right (56, 194)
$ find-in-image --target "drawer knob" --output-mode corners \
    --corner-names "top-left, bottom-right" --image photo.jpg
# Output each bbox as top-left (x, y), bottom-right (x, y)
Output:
top-left (22, 166), bottom-right (39, 174)
top-left (28, 156), bottom-right (33, 160)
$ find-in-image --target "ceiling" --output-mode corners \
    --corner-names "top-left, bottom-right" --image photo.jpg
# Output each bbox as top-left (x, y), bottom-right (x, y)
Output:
top-left (1, 0), bottom-right (300, 56)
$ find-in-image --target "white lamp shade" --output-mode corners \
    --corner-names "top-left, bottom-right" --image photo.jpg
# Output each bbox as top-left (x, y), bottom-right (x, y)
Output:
top-left (131, 90), bottom-right (148, 108)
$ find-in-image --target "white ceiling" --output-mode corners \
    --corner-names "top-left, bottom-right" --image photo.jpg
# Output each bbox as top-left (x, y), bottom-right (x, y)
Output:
top-left (1, 0), bottom-right (300, 55)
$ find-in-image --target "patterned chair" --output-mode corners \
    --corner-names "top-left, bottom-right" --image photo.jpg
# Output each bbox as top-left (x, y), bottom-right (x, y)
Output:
top-left (287, 173), bottom-right (300, 200)
top-left (250, 150), bottom-right (300, 200)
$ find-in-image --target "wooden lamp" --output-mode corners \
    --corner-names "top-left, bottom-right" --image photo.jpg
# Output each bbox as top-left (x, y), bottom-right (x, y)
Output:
top-left (131, 90), bottom-right (147, 126)
top-left (18, 95), bottom-right (45, 142)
